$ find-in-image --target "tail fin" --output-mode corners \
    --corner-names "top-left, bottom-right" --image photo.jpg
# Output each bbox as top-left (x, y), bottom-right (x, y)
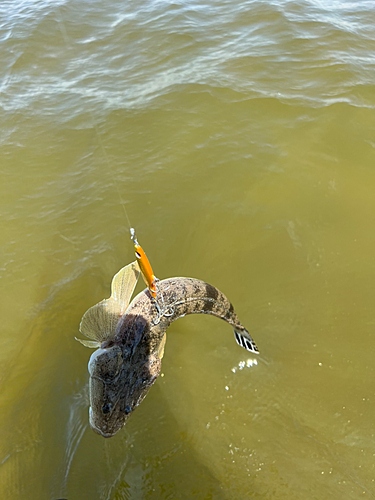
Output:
top-left (233, 328), bottom-right (259, 354)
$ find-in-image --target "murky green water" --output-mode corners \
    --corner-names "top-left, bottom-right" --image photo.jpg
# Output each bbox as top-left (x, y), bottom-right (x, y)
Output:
top-left (1, 0), bottom-right (375, 498)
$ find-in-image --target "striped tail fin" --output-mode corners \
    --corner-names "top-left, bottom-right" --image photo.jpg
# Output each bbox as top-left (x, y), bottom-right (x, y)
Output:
top-left (233, 328), bottom-right (259, 354)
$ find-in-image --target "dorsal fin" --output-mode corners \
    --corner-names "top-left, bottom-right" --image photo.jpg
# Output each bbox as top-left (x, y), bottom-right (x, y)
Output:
top-left (76, 261), bottom-right (140, 347)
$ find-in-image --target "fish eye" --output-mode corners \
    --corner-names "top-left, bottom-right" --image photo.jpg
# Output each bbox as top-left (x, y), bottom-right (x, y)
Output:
top-left (124, 405), bottom-right (131, 415)
top-left (102, 403), bottom-right (112, 414)
top-left (135, 251), bottom-right (141, 259)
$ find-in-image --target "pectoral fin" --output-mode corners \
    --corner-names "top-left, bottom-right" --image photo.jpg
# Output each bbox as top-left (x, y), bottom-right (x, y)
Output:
top-left (111, 261), bottom-right (140, 314)
top-left (75, 338), bottom-right (101, 348)
top-left (77, 261), bottom-right (140, 347)
top-left (78, 297), bottom-right (122, 343)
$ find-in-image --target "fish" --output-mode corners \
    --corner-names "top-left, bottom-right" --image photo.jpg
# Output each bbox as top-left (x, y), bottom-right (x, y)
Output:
top-left (76, 261), bottom-right (140, 348)
top-left (78, 270), bottom-right (259, 438)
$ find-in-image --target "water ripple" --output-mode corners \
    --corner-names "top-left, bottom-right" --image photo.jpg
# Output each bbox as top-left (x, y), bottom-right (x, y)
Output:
top-left (0, 0), bottom-right (374, 116)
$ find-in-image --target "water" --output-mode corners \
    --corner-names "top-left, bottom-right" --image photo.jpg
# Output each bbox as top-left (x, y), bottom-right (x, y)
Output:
top-left (1, 0), bottom-right (375, 498)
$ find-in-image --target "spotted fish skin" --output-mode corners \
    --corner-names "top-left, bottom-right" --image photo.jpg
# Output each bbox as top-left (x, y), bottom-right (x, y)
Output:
top-left (88, 277), bottom-right (258, 437)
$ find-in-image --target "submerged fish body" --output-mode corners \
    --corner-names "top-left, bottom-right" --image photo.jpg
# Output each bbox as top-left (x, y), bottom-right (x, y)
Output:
top-left (86, 277), bottom-right (258, 438)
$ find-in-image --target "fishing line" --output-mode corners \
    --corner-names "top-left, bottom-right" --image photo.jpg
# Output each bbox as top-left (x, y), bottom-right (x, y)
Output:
top-left (56, 7), bottom-right (159, 298)
top-left (55, 6), bottom-right (134, 234)
top-left (92, 121), bottom-right (133, 231)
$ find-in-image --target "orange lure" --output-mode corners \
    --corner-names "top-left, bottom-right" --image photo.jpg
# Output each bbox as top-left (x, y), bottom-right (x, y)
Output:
top-left (130, 228), bottom-right (157, 299)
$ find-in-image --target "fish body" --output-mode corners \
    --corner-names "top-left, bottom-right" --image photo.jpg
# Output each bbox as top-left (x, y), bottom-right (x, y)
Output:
top-left (88, 277), bottom-right (258, 438)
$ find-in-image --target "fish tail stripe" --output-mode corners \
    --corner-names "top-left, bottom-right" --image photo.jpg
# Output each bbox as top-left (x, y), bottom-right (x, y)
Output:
top-left (234, 330), bottom-right (244, 347)
top-left (233, 329), bottom-right (259, 354)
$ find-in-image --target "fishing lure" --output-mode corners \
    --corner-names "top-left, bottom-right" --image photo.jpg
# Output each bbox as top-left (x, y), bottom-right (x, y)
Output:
top-left (130, 228), bottom-right (157, 299)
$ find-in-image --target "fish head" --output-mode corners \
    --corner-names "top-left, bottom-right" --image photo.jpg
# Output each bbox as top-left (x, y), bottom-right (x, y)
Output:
top-left (88, 343), bottom-right (161, 438)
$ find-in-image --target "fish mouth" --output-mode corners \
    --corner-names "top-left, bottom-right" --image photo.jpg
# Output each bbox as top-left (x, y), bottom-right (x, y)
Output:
top-left (89, 407), bottom-right (118, 438)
